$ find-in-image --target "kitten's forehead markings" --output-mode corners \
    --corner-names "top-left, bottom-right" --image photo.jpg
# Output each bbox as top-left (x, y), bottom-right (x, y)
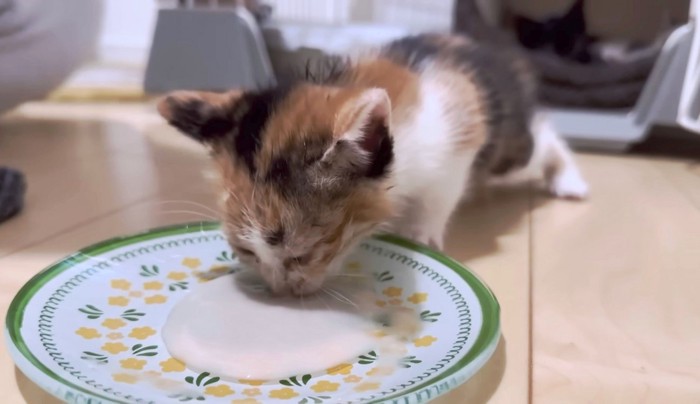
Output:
top-left (248, 227), bottom-right (281, 269)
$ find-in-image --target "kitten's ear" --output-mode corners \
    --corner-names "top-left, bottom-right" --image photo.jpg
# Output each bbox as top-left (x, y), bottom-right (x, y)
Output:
top-left (157, 90), bottom-right (242, 144)
top-left (325, 88), bottom-right (394, 179)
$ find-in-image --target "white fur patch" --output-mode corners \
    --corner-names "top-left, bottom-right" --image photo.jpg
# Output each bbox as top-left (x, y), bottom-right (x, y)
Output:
top-left (386, 76), bottom-right (477, 248)
top-left (248, 228), bottom-right (280, 269)
top-left (487, 111), bottom-right (589, 200)
top-left (549, 166), bottom-right (589, 199)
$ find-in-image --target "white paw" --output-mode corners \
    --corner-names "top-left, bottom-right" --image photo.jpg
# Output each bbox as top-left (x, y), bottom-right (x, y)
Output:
top-left (549, 168), bottom-right (589, 200)
top-left (396, 228), bottom-right (443, 250)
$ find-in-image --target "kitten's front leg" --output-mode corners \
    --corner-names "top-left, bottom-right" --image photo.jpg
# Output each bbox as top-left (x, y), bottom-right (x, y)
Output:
top-left (392, 217), bottom-right (442, 250)
top-left (389, 149), bottom-right (477, 251)
top-left (391, 189), bottom-right (465, 251)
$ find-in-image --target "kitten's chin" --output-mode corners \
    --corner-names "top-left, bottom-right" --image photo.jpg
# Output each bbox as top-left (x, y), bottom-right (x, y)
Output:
top-left (290, 277), bottom-right (325, 297)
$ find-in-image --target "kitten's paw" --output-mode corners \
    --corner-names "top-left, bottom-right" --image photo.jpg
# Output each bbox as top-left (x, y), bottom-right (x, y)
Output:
top-left (396, 228), bottom-right (443, 250)
top-left (549, 168), bottom-right (589, 200)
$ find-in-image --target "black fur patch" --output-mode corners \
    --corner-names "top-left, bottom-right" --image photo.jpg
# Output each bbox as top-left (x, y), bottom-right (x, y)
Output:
top-left (449, 44), bottom-right (535, 175)
top-left (232, 87), bottom-right (291, 174)
top-left (265, 157), bottom-right (291, 185)
top-left (167, 98), bottom-right (232, 142)
top-left (265, 227), bottom-right (285, 246)
top-left (303, 55), bottom-right (351, 84)
top-left (276, 54), bottom-right (351, 87)
top-left (264, 135), bottom-right (332, 199)
top-left (382, 35), bottom-right (442, 70)
top-left (365, 124), bottom-right (394, 179)
top-left (383, 33), bottom-right (536, 177)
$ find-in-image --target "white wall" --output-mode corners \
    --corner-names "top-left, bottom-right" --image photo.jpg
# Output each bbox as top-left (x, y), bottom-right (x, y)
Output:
top-left (266, 0), bottom-right (454, 32)
top-left (99, 0), bottom-right (158, 64)
top-left (97, 0), bottom-right (457, 64)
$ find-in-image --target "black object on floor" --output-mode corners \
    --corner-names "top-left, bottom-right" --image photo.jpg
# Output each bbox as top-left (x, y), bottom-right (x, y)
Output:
top-left (0, 167), bottom-right (26, 224)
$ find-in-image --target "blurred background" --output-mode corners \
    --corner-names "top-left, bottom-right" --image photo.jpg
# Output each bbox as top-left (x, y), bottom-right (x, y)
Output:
top-left (1, 1), bottom-right (699, 403)
top-left (4, 0), bottom-right (700, 149)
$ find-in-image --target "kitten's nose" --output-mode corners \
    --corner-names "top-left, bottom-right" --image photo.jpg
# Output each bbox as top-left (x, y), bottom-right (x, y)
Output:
top-left (269, 282), bottom-right (290, 296)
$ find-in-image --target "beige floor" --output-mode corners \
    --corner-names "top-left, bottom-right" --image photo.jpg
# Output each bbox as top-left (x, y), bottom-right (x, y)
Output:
top-left (0, 102), bottom-right (699, 403)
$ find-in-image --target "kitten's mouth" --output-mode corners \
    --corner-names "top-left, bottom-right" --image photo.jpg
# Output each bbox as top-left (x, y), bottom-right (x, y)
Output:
top-left (290, 281), bottom-right (323, 297)
top-left (263, 283), bottom-right (320, 298)
top-left (261, 275), bottom-right (321, 297)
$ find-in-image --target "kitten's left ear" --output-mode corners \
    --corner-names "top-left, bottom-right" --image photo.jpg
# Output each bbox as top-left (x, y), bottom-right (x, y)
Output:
top-left (157, 90), bottom-right (242, 144)
top-left (326, 88), bottom-right (394, 179)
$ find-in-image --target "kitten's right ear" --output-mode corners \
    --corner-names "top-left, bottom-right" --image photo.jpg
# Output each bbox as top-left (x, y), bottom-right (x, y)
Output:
top-left (157, 90), bottom-right (242, 144)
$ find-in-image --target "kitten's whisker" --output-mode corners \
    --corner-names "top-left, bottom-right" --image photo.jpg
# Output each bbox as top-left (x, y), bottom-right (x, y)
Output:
top-left (330, 288), bottom-right (359, 308)
top-left (227, 189), bottom-right (242, 204)
top-left (331, 273), bottom-right (368, 279)
top-left (158, 210), bottom-right (219, 221)
top-left (322, 287), bottom-right (358, 309)
top-left (152, 200), bottom-right (220, 216)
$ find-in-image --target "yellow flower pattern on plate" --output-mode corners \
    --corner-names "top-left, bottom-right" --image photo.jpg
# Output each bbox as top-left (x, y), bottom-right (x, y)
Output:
top-left (108, 296), bottom-right (129, 306)
top-left (413, 335), bottom-right (438, 347)
top-left (242, 388), bottom-right (261, 396)
top-left (268, 388), bottom-right (299, 400)
top-left (344, 375), bottom-right (362, 383)
top-left (367, 366), bottom-right (395, 377)
top-left (326, 363), bottom-right (353, 375)
top-left (66, 245), bottom-right (458, 403)
top-left (143, 281), bottom-right (163, 290)
top-left (181, 257), bottom-right (201, 269)
top-left (110, 279), bottom-right (131, 290)
top-left (129, 326), bottom-right (156, 340)
top-left (383, 287), bottom-right (402, 298)
top-left (345, 261), bottom-right (362, 273)
top-left (75, 327), bottom-right (101, 339)
top-left (310, 380), bottom-right (340, 393)
top-left (205, 384), bottom-right (235, 397)
top-left (112, 373), bottom-right (138, 384)
top-left (101, 318), bottom-right (126, 330)
top-left (209, 265), bottom-right (230, 275)
top-left (120, 358), bottom-right (147, 370)
top-left (167, 271), bottom-right (188, 281)
top-left (144, 294), bottom-right (167, 304)
top-left (159, 358), bottom-right (186, 372)
top-left (354, 382), bottom-right (381, 392)
top-left (407, 292), bottom-right (428, 304)
top-left (101, 342), bottom-right (128, 354)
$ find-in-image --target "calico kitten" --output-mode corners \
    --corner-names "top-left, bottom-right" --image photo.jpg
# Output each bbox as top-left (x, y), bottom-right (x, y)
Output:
top-left (158, 33), bottom-right (588, 296)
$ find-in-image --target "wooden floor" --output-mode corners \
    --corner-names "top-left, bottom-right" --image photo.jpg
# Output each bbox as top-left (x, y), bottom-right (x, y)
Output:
top-left (1, 102), bottom-right (699, 403)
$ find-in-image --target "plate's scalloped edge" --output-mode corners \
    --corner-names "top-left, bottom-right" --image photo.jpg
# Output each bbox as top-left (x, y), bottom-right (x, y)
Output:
top-left (6, 222), bottom-right (222, 404)
top-left (367, 235), bottom-right (501, 404)
top-left (5, 222), bottom-right (500, 404)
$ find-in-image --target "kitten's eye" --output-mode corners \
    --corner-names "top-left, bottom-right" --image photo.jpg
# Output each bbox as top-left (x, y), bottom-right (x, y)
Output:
top-left (286, 254), bottom-right (311, 267)
top-left (236, 247), bottom-right (256, 257)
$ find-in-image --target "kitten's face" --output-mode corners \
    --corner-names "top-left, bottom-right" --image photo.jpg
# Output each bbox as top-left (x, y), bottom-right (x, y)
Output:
top-left (159, 84), bottom-right (395, 295)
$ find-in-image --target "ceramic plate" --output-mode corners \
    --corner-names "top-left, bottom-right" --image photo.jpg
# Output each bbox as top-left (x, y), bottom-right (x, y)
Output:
top-left (6, 223), bottom-right (499, 404)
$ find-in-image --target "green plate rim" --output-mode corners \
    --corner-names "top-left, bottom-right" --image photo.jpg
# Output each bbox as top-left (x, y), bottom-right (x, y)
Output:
top-left (5, 222), bottom-right (500, 404)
